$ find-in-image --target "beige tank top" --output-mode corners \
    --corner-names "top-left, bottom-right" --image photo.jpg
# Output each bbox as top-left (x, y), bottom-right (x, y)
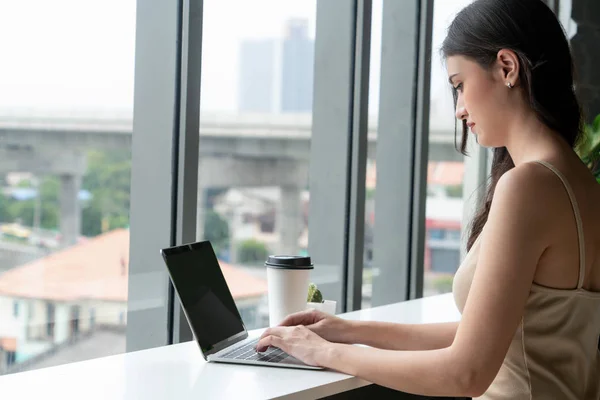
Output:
top-left (453, 160), bottom-right (600, 400)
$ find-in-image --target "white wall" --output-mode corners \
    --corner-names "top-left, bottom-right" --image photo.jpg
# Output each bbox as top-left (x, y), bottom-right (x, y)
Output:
top-left (0, 296), bottom-right (19, 338)
top-left (26, 300), bottom-right (50, 340)
top-left (53, 303), bottom-right (70, 344)
top-left (1, 296), bottom-right (127, 363)
top-left (16, 341), bottom-right (51, 363)
top-left (83, 300), bottom-right (127, 326)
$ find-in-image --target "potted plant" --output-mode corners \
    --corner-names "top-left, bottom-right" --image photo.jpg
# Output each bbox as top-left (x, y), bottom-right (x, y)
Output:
top-left (307, 283), bottom-right (337, 314)
top-left (576, 114), bottom-right (600, 184)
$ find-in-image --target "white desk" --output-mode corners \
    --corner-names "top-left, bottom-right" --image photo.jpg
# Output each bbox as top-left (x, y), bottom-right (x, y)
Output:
top-left (0, 294), bottom-right (460, 400)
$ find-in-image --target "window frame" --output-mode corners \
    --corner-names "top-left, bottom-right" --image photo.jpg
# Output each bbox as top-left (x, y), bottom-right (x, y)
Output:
top-left (126, 0), bottom-right (202, 350)
top-left (128, 0), bottom-right (437, 350)
top-left (370, 0), bottom-right (434, 306)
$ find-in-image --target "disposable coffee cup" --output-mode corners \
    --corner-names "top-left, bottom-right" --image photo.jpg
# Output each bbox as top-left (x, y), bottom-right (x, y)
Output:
top-left (266, 255), bottom-right (314, 327)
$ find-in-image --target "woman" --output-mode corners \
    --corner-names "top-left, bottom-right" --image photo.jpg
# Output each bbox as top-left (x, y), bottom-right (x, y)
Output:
top-left (256, 0), bottom-right (600, 398)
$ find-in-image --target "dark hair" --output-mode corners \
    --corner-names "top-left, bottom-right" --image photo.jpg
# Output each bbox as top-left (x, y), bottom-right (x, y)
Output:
top-left (441, 0), bottom-right (584, 251)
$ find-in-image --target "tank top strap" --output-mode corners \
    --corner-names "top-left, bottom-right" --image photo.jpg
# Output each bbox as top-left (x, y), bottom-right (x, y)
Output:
top-left (532, 160), bottom-right (586, 289)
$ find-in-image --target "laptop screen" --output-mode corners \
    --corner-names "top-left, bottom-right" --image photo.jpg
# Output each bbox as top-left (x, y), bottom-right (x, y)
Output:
top-left (161, 241), bottom-right (246, 354)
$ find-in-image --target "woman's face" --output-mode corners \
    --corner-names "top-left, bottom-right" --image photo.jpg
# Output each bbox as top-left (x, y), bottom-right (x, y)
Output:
top-left (446, 55), bottom-right (513, 147)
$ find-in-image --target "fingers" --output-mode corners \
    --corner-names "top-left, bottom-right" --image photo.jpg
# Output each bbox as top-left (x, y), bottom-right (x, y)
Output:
top-left (256, 335), bottom-right (285, 353)
top-left (259, 326), bottom-right (285, 341)
top-left (256, 327), bottom-right (285, 352)
top-left (279, 309), bottom-right (316, 327)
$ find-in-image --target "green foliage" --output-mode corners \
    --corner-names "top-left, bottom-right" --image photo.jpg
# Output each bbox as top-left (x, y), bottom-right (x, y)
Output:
top-left (1, 149), bottom-right (132, 238)
top-left (576, 114), bottom-right (600, 184)
top-left (307, 283), bottom-right (323, 303)
top-left (237, 239), bottom-right (268, 264)
top-left (81, 204), bottom-right (103, 237)
top-left (0, 191), bottom-right (10, 223)
top-left (203, 210), bottom-right (230, 255)
top-left (366, 188), bottom-right (376, 200)
top-left (446, 184), bottom-right (463, 198)
top-left (81, 150), bottom-right (131, 236)
top-left (16, 179), bottom-right (33, 188)
top-left (432, 275), bottom-right (454, 294)
top-left (6, 177), bottom-right (60, 229)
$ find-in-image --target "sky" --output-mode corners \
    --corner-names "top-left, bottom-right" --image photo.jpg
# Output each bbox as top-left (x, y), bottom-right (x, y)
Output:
top-left (0, 0), bottom-right (473, 120)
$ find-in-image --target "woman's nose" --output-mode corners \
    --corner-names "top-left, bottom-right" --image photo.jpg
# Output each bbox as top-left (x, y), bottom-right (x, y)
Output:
top-left (455, 103), bottom-right (467, 121)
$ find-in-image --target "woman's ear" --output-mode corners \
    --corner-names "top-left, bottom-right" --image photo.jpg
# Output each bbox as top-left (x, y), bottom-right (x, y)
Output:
top-left (496, 49), bottom-right (520, 87)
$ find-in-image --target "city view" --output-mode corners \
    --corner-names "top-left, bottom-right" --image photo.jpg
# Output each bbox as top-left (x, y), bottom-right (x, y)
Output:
top-left (0, 0), bottom-right (470, 374)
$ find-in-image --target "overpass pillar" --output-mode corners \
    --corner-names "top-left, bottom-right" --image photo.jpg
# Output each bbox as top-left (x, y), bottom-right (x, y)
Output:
top-left (59, 174), bottom-right (82, 247)
top-left (276, 185), bottom-right (302, 256)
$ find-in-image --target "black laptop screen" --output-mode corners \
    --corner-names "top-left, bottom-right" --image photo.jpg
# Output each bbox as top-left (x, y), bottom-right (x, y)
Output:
top-left (161, 241), bottom-right (245, 353)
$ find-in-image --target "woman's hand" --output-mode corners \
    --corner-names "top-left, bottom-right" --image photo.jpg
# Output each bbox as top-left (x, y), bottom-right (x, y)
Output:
top-left (277, 309), bottom-right (354, 344)
top-left (255, 325), bottom-right (335, 367)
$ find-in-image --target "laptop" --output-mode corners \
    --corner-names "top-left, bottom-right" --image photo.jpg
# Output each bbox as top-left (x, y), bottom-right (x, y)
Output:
top-left (160, 240), bottom-right (322, 370)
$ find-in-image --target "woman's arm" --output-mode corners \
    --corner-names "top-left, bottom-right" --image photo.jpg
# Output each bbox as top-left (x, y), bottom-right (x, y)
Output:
top-left (259, 165), bottom-right (555, 397)
top-left (347, 320), bottom-right (459, 351)
top-left (322, 344), bottom-right (475, 397)
top-left (316, 166), bottom-right (552, 397)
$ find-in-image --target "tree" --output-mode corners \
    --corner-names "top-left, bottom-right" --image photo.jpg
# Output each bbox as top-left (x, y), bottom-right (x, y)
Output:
top-left (81, 150), bottom-right (131, 236)
top-left (576, 114), bottom-right (600, 183)
top-left (446, 184), bottom-right (463, 198)
top-left (203, 210), bottom-right (229, 256)
top-left (366, 188), bottom-right (376, 200)
top-left (0, 150), bottom-right (132, 237)
top-left (237, 239), bottom-right (269, 264)
top-left (6, 177), bottom-right (60, 230)
top-left (0, 191), bottom-right (10, 223)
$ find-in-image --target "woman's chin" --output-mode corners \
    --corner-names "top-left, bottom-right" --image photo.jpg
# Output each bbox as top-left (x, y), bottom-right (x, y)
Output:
top-left (473, 134), bottom-right (490, 147)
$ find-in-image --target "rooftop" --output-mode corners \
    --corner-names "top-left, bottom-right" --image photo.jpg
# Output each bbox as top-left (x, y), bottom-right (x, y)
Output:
top-left (0, 229), bottom-right (267, 302)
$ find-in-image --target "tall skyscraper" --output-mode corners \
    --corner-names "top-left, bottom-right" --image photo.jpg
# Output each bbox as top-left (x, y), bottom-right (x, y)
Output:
top-left (238, 19), bottom-right (314, 113)
top-left (280, 19), bottom-right (314, 113)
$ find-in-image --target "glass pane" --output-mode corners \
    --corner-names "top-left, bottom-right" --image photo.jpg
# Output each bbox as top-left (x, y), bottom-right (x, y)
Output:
top-left (0, 0), bottom-right (135, 374)
top-left (197, 0), bottom-right (316, 329)
top-left (423, 0), bottom-right (474, 296)
top-left (362, 0), bottom-right (383, 310)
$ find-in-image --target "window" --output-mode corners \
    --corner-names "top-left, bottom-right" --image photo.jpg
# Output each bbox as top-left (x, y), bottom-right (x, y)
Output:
top-left (46, 303), bottom-right (55, 339)
top-left (6, 351), bottom-right (16, 367)
top-left (0, 0), bottom-right (134, 374)
top-left (195, 0), bottom-right (317, 330)
top-left (362, 0), bottom-right (384, 310)
top-left (423, 0), bottom-right (480, 296)
top-left (90, 308), bottom-right (96, 329)
top-left (0, 0), bottom-right (453, 376)
top-left (429, 229), bottom-right (445, 240)
top-left (364, 0), bottom-right (433, 307)
top-left (70, 306), bottom-right (80, 337)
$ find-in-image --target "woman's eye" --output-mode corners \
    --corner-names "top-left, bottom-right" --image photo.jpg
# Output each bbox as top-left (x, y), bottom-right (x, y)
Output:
top-left (454, 83), bottom-right (463, 92)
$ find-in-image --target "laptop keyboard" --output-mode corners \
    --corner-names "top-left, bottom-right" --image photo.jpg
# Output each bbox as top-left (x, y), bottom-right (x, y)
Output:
top-left (221, 339), bottom-right (291, 364)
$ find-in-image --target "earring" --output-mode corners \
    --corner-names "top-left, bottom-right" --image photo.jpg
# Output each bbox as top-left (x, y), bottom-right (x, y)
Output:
top-left (506, 82), bottom-right (513, 89)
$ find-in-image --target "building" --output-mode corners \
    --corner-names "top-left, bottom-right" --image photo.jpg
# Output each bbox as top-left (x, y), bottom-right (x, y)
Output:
top-left (365, 161), bottom-right (465, 277)
top-left (238, 19), bottom-right (314, 113)
top-left (0, 229), bottom-right (267, 374)
top-left (215, 161), bottom-right (465, 276)
top-left (280, 19), bottom-right (314, 112)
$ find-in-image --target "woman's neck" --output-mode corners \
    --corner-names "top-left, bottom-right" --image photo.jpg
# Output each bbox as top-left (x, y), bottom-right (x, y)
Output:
top-left (504, 113), bottom-right (566, 166)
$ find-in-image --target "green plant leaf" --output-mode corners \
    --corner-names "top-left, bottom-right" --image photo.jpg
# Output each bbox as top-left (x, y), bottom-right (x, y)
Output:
top-left (593, 114), bottom-right (600, 133)
top-left (307, 283), bottom-right (318, 302)
top-left (307, 283), bottom-right (323, 303)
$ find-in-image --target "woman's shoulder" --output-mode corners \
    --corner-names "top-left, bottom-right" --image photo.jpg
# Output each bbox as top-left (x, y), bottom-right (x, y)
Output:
top-left (491, 162), bottom-right (567, 230)
top-left (495, 162), bottom-right (563, 204)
